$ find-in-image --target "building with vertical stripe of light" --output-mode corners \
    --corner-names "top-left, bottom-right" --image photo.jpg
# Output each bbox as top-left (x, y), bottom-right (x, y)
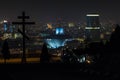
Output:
top-left (85, 13), bottom-right (101, 42)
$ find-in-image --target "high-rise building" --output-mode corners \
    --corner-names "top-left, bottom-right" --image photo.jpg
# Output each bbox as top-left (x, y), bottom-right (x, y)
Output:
top-left (85, 14), bottom-right (100, 42)
top-left (3, 20), bottom-right (9, 32)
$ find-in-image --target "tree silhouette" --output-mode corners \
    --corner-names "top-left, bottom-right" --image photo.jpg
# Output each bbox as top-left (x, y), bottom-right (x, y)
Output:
top-left (110, 24), bottom-right (120, 51)
top-left (1, 39), bottom-right (10, 64)
top-left (40, 43), bottom-right (51, 63)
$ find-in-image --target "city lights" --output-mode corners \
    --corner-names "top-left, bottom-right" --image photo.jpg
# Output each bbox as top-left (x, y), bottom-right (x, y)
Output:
top-left (0, 11), bottom-right (118, 66)
top-left (56, 27), bottom-right (64, 35)
top-left (45, 39), bottom-right (67, 49)
top-left (3, 20), bottom-right (8, 23)
top-left (85, 27), bottom-right (100, 29)
top-left (86, 14), bottom-right (99, 16)
top-left (0, 1), bottom-right (119, 80)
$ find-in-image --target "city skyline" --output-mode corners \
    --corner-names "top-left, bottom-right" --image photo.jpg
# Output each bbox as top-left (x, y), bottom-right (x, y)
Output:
top-left (0, 0), bottom-right (120, 24)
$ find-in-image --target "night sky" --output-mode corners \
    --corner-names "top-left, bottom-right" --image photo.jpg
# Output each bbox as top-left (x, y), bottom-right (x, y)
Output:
top-left (0, 0), bottom-right (120, 24)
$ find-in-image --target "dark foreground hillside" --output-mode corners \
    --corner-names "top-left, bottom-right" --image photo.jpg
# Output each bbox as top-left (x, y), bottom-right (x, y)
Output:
top-left (0, 63), bottom-right (120, 80)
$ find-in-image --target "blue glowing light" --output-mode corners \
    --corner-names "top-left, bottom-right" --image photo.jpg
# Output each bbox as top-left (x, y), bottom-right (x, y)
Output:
top-left (4, 23), bottom-right (8, 31)
top-left (10, 26), bottom-right (13, 32)
top-left (56, 27), bottom-right (64, 35)
top-left (45, 39), bottom-right (67, 49)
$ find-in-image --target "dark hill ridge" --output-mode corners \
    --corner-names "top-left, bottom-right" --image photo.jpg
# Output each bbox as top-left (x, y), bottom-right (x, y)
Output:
top-left (0, 63), bottom-right (120, 80)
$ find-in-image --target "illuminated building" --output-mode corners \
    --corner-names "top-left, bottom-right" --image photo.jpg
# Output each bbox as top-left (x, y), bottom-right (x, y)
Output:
top-left (3, 20), bottom-right (9, 32)
top-left (85, 14), bottom-right (100, 42)
top-left (68, 23), bottom-right (75, 27)
top-left (9, 25), bottom-right (15, 33)
top-left (44, 34), bottom-right (72, 49)
top-left (0, 20), bottom-right (9, 32)
top-left (42, 27), bottom-right (71, 49)
top-left (45, 39), bottom-right (67, 49)
top-left (47, 23), bottom-right (53, 29)
top-left (56, 27), bottom-right (64, 35)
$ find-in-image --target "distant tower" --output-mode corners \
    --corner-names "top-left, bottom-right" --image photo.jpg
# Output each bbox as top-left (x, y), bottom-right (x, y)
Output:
top-left (3, 20), bottom-right (9, 32)
top-left (85, 14), bottom-right (100, 42)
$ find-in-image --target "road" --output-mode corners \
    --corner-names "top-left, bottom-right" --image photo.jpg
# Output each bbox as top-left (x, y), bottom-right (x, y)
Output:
top-left (0, 56), bottom-right (61, 63)
top-left (0, 58), bottom-right (40, 63)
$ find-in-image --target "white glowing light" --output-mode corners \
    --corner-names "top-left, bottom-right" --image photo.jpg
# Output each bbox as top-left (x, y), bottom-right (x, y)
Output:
top-left (86, 14), bottom-right (99, 16)
top-left (85, 27), bottom-right (100, 29)
top-left (0, 20), bottom-right (8, 24)
top-left (3, 20), bottom-right (8, 23)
